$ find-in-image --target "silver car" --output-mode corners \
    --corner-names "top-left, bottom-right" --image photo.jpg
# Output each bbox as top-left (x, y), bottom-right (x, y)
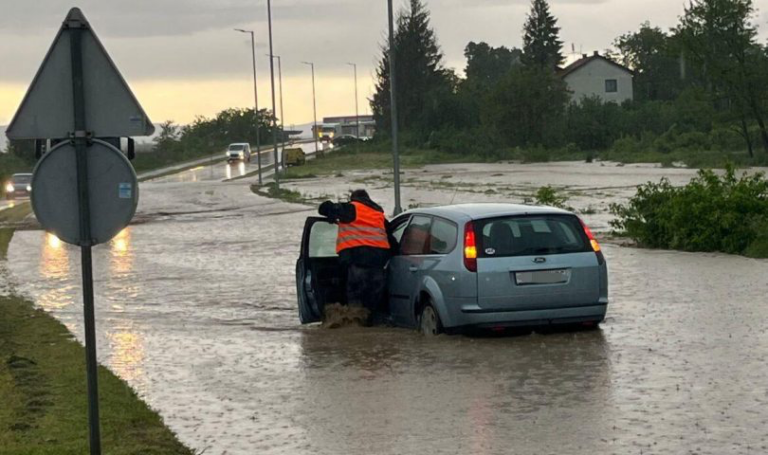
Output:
top-left (226, 143), bottom-right (251, 162)
top-left (5, 173), bottom-right (33, 200)
top-left (296, 203), bottom-right (608, 334)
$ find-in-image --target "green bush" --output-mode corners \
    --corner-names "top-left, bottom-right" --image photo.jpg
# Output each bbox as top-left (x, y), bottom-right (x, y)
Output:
top-left (610, 164), bottom-right (768, 257)
top-left (674, 131), bottom-right (711, 151)
top-left (534, 185), bottom-right (569, 209)
top-left (710, 127), bottom-right (744, 151)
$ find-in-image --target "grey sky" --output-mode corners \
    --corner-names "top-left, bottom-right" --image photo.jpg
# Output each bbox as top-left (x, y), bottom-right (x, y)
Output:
top-left (1, 0), bottom-right (768, 124)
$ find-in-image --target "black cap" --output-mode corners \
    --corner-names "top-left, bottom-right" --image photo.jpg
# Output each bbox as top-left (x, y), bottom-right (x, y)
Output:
top-left (350, 189), bottom-right (370, 201)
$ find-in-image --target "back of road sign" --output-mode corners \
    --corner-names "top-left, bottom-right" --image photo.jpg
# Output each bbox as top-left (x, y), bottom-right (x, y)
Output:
top-left (5, 8), bottom-right (154, 140)
top-left (31, 139), bottom-right (139, 246)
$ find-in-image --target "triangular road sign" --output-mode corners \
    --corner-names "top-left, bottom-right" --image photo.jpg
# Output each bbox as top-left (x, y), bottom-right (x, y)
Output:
top-left (6, 8), bottom-right (154, 140)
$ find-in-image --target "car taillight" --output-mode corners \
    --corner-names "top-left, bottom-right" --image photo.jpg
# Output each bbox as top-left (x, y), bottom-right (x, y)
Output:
top-left (580, 219), bottom-right (605, 265)
top-left (464, 222), bottom-right (477, 272)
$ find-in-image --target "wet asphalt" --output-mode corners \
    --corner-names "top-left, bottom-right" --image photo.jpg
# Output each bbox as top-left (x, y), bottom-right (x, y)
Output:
top-left (5, 162), bottom-right (768, 455)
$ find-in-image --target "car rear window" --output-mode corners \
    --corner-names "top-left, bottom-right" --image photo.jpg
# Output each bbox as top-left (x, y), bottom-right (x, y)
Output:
top-left (476, 215), bottom-right (589, 257)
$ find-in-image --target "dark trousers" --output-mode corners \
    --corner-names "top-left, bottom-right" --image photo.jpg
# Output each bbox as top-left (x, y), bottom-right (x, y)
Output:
top-left (347, 264), bottom-right (386, 314)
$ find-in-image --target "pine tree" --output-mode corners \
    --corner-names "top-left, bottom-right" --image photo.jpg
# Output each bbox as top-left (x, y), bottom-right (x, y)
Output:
top-left (521, 0), bottom-right (564, 70)
top-left (371, 0), bottom-right (451, 134)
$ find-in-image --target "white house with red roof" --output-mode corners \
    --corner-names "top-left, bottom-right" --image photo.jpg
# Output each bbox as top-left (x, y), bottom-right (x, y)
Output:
top-left (559, 51), bottom-right (634, 104)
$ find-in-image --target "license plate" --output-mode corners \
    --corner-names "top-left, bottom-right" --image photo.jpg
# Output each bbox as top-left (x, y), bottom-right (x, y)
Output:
top-left (515, 269), bottom-right (570, 285)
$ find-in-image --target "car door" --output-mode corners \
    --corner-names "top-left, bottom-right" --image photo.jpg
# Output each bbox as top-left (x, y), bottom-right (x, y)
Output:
top-left (296, 217), bottom-right (341, 324)
top-left (388, 215), bottom-right (432, 327)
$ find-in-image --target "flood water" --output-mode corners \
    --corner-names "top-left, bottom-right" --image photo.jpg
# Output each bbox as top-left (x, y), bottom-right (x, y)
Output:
top-left (6, 162), bottom-right (768, 454)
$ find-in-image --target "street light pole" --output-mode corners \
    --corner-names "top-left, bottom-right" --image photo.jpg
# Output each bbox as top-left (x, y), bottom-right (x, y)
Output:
top-left (346, 62), bottom-right (360, 138)
top-left (302, 61), bottom-right (320, 157)
top-left (235, 28), bottom-right (262, 185)
top-left (267, 54), bottom-right (286, 147)
top-left (267, 0), bottom-right (280, 189)
top-left (387, 0), bottom-right (402, 215)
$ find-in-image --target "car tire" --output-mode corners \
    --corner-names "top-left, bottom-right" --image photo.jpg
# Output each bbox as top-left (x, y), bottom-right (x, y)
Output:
top-left (418, 304), bottom-right (442, 336)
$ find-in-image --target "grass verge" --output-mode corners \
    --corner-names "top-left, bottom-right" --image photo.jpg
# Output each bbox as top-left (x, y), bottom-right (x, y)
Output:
top-left (282, 145), bottom-right (493, 180)
top-left (0, 229), bottom-right (194, 454)
top-left (250, 182), bottom-right (309, 204)
top-left (0, 202), bottom-right (33, 225)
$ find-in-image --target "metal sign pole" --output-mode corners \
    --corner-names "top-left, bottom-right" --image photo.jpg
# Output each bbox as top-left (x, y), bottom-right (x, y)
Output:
top-left (68, 20), bottom-right (102, 455)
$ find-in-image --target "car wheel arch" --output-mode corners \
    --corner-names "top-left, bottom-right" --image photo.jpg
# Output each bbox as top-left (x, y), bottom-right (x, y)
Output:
top-left (414, 277), bottom-right (451, 328)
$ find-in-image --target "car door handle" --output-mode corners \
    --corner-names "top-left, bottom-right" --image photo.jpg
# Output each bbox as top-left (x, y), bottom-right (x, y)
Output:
top-left (408, 266), bottom-right (418, 273)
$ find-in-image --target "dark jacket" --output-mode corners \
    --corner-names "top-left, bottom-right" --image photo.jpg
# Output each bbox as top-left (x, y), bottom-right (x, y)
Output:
top-left (319, 195), bottom-right (392, 268)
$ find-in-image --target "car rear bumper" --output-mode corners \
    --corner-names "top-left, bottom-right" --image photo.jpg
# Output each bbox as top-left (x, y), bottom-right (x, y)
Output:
top-left (445, 303), bottom-right (607, 328)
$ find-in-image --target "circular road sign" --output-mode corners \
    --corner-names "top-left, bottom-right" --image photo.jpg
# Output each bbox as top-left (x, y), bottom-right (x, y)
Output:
top-left (31, 139), bottom-right (139, 246)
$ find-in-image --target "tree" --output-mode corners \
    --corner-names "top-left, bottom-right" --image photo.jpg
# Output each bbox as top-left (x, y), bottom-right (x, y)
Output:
top-left (6, 140), bottom-right (36, 165)
top-left (521, 0), bottom-right (564, 70)
top-left (153, 120), bottom-right (181, 153)
top-left (615, 23), bottom-right (687, 101)
top-left (180, 108), bottom-right (277, 151)
top-left (371, 0), bottom-right (452, 135)
top-left (464, 42), bottom-right (522, 91)
top-left (482, 66), bottom-right (569, 147)
top-left (677, 0), bottom-right (768, 154)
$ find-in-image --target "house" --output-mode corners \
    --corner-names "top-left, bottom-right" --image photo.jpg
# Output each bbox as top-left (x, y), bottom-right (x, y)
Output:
top-left (560, 51), bottom-right (634, 104)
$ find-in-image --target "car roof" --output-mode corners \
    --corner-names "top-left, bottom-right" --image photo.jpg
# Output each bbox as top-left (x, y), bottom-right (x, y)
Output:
top-left (400, 203), bottom-right (574, 221)
top-left (228, 143), bottom-right (249, 146)
top-left (12, 173), bottom-right (32, 178)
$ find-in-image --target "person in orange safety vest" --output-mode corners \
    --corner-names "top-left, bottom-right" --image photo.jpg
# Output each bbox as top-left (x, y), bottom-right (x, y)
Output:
top-left (318, 189), bottom-right (392, 321)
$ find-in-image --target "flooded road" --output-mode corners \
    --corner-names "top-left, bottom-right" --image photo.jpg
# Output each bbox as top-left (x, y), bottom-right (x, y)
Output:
top-left (148, 141), bottom-right (322, 184)
top-left (6, 161), bottom-right (768, 454)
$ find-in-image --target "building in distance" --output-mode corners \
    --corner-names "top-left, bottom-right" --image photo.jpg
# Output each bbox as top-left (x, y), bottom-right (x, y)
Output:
top-left (560, 51), bottom-right (634, 104)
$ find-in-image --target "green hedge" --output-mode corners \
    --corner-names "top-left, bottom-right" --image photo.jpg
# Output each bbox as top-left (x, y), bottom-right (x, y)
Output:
top-left (610, 165), bottom-right (768, 257)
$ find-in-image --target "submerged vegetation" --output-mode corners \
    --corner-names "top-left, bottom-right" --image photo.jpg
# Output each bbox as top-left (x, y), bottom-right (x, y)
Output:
top-left (610, 165), bottom-right (768, 258)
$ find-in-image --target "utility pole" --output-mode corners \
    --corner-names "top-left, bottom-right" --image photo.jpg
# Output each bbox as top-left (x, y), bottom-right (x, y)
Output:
top-left (235, 28), bottom-right (262, 185)
top-left (267, 0), bottom-right (280, 189)
top-left (302, 61), bottom-right (320, 157)
top-left (387, 0), bottom-right (402, 214)
top-left (267, 54), bottom-right (286, 146)
top-left (347, 62), bottom-right (360, 138)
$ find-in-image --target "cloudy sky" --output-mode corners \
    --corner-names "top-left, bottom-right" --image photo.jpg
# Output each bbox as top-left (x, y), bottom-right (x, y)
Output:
top-left (1, 0), bottom-right (767, 127)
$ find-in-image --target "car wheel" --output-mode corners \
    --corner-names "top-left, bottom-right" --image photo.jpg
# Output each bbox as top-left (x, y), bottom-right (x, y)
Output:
top-left (418, 304), bottom-right (442, 336)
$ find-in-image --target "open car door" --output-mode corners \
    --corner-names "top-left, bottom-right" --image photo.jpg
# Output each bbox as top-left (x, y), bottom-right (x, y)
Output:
top-left (296, 217), bottom-right (345, 324)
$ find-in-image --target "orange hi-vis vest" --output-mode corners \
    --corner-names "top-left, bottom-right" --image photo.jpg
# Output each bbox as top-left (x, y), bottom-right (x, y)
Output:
top-left (336, 201), bottom-right (390, 253)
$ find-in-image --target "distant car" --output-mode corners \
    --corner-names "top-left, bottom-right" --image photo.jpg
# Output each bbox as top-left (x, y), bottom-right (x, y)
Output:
top-left (5, 173), bottom-right (33, 200)
top-left (296, 203), bottom-right (608, 335)
top-left (332, 135), bottom-right (363, 147)
top-left (226, 143), bottom-right (251, 162)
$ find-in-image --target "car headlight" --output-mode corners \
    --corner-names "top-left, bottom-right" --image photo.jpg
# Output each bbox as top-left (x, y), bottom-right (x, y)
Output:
top-left (239, 152), bottom-right (244, 157)
top-left (5, 184), bottom-right (14, 193)
top-left (26, 185), bottom-right (32, 192)
top-left (226, 152), bottom-right (230, 157)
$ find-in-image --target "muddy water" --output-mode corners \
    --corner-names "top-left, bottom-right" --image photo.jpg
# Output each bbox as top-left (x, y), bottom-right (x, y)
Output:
top-left (6, 163), bottom-right (768, 454)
